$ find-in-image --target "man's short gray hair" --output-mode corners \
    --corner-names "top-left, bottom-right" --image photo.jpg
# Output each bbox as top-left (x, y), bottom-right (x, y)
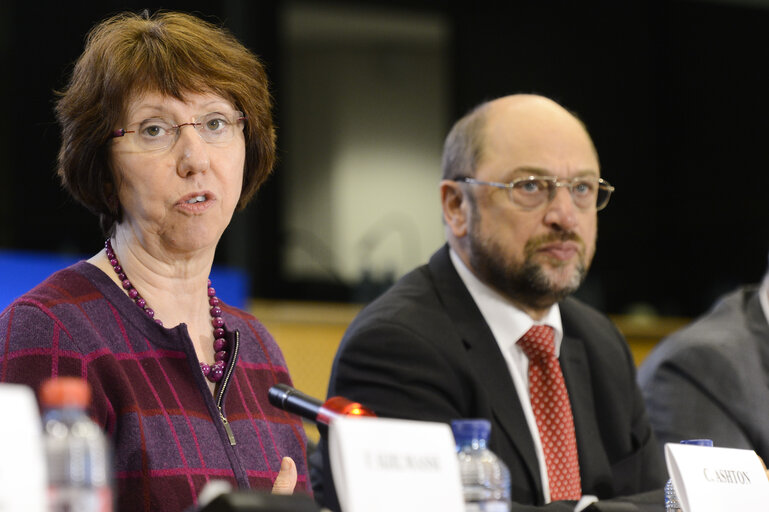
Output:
top-left (441, 101), bottom-right (492, 180)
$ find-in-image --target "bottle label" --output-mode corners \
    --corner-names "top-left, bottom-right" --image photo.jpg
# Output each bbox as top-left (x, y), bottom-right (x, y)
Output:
top-left (48, 486), bottom-right (112, 512)
top-left (465, 502), bottom-right (509, 512)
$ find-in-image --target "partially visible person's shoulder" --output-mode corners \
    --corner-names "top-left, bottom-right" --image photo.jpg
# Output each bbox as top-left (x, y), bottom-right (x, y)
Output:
top-left (219, 302), bottom-right (289, 368)
top-left (641, 285), bottom-right (760, 372)
top-left (356, 263), bottom-right (433, 315)
top-left (665, 285), bottom-right (757, 350)
top-left (344, 262), bottom-right (447, 338)
top-left (11, 261), bottom-right (98, 308)
top-left (558, 295), bottom-right (638, 373)
top-left (0, 261), bottom-right (109, 362)
top-left (1, 261), bottom-right (105, 329)
top-left (560, 295), bottom-right (622, 336)
top-left (220, 302), bottom-right (273, 338)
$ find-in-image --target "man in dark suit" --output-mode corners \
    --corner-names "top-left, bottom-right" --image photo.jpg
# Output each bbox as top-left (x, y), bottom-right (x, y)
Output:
top-left (638, 263), bottom-right (769, 460)
top-left (313, 94), bottom-right (665, 511)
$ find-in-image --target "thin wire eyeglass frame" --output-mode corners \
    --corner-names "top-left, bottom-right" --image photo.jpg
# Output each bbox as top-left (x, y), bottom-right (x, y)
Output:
top-left (109, 111), bottom-right (247, 152)
top-left (454, 175), bottom-right (615, 211)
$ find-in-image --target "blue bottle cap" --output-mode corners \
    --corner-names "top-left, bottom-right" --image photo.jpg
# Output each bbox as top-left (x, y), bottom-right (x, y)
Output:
top-left (680, 439), bottom-right (713, 447)
top-left (451, 419), bottom-right (491, 443)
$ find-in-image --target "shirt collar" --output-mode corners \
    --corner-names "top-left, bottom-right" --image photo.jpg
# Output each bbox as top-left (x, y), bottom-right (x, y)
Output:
top-left (449, 248), bottom-right (564, 355)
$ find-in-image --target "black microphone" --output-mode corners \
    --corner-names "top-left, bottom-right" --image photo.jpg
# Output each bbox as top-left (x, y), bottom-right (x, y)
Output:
top-left (268, 384), bottom-right (323, 421)
top-left (268, 384), bottom-right (375, 426)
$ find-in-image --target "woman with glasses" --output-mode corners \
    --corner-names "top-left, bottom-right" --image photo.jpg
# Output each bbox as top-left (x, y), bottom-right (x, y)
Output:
top-left (0, 10), bottom-right (308, 511)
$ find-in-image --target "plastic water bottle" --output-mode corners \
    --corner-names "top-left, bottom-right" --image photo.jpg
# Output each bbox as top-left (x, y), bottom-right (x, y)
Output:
top-left (40, 377), bottom-right (113, 512)
top-left (451, 419), bottom-right (511, 512)
top-left (664, 439), bottom-right (713, 512)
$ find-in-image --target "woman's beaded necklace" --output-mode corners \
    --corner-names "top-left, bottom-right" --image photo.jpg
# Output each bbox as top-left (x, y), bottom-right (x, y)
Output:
top-left (104, 239), bottom-right (229, 383)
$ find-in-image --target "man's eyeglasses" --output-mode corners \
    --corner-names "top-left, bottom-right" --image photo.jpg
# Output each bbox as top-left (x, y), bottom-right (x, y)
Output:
top-left (454, 175), bottom-right (615, 211)
top-left (109, 111), bottom-right (246, 152)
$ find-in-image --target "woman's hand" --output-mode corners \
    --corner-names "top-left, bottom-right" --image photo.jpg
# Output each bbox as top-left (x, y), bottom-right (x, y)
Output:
top-left (271, 456), bottom-right (297, 495)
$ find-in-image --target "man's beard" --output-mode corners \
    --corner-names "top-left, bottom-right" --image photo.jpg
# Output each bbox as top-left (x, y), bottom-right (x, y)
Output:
top-left (467, 214), bottom-right (591, 310)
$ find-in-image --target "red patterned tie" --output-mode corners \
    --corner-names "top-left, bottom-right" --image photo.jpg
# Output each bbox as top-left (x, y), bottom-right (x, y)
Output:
top-left (517, 325), bottom-right (582, 501)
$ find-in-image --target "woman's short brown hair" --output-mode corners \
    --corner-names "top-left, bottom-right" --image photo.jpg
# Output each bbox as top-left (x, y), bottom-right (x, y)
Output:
top-left (56, 10), bottom-right (275, 234)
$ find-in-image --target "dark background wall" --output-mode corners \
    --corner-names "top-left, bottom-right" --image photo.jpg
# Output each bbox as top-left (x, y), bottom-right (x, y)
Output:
top-left (2, 0), bottom-right (768, 317)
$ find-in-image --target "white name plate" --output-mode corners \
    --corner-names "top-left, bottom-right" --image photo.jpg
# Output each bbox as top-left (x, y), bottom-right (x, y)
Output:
top-left (329, 416), bottom-right (464, 512)
top-left (665, 443), bottom-right (769, 511)
top-left (0, 384), bottom-right (47, 512)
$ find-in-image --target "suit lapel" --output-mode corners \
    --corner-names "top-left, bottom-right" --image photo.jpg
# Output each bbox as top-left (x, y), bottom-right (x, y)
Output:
top-left (427, 246), bottom-right (543, 494)
top-left (559, 328), bottom-right (607, 490)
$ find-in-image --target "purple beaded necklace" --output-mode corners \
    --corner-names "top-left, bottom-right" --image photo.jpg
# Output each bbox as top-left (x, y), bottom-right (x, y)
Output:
top-left (105, 239), bottom-right (229, 383)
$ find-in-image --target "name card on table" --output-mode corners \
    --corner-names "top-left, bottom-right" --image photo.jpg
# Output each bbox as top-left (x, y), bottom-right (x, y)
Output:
top-left (665, 443), bottom-right (769, 511)
top-left (329, 416), bottom-right (464, 512)
top-left (0, 384), bottom-right (48, 512)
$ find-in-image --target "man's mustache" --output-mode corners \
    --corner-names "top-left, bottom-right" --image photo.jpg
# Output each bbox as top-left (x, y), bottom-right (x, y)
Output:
top-left (524, 231), bottom-right (585, 257)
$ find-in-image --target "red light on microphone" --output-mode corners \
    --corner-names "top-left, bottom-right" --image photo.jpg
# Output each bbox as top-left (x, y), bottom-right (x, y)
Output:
top-left (268, 384), bottom-right (376, 427)
top-left (317, 396), bottom-right (376, 425)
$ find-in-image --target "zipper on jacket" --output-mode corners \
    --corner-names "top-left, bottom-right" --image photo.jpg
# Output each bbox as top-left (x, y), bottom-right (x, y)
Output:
top-left (219, 412), bottom-right (236, 446)
top-left (216, 330), bottom-right (240, 446)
